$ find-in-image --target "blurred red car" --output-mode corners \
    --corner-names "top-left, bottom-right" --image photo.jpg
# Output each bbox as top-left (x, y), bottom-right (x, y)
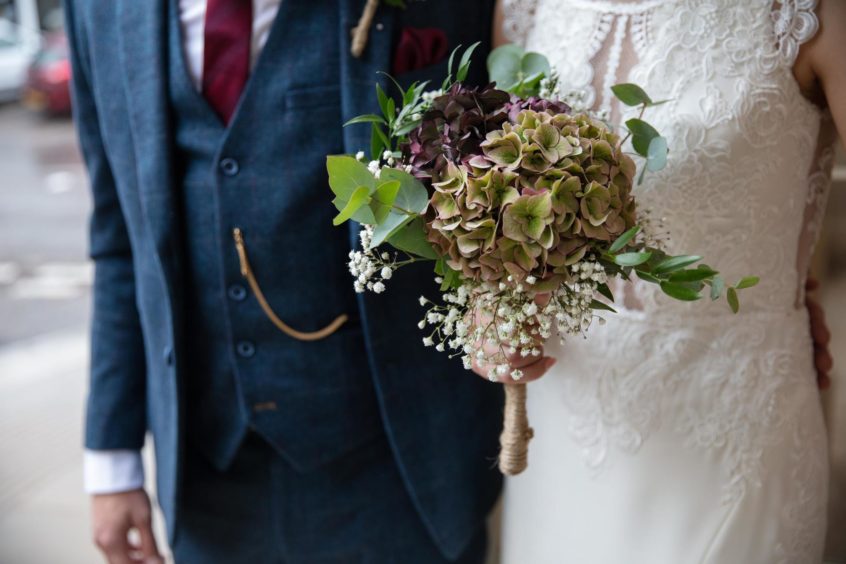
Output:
top-left (22, 31), bottom-right (71, 115)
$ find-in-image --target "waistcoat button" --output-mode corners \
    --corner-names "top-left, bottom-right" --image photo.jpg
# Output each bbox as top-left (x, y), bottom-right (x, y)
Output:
top-left (219, 157), bottom-right (240, 176)
top-left (227, 284), bottom-right (247, 301)
top-left (236, 341), bottom-right (255, 358)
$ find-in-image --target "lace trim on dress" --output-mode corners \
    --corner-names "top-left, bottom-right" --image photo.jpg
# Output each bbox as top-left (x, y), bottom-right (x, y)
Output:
top-left (772, 0), bottom-right (820, 65)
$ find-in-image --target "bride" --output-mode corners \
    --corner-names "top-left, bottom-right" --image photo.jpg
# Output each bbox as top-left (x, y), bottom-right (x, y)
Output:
top-left (477, 0), bottom-right (846, 562)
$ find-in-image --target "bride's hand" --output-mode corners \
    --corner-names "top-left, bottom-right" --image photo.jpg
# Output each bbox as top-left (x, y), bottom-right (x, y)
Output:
top-left (470, 292), bottom-right (557, 383)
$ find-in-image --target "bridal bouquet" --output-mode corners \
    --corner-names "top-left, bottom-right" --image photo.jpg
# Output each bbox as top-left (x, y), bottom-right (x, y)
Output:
top-left (327, 44), bottom-right (758, 475)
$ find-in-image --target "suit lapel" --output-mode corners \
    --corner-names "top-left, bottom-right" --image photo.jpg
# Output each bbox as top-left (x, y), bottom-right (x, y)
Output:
top-left (338, 0), bottom-right (396, 249)
top-left (117, 0), bottom-right (179, 268)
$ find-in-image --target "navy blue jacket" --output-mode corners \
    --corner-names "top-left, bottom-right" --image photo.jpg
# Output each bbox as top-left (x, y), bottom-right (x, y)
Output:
top-left (66, 0), bottom-right (503, 559)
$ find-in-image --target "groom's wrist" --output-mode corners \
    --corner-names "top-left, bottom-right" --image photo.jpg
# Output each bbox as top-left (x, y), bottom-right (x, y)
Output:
top-left (84, 449), bottom-right (145, 495)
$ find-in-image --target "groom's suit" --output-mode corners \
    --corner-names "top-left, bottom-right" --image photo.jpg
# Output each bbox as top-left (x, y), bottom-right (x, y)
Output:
top-left (66, 0), bottom-right (502, 561)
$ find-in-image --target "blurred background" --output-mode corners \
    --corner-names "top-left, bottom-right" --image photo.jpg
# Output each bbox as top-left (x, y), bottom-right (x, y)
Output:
top-left (0, 0), bottom-right (843, 562)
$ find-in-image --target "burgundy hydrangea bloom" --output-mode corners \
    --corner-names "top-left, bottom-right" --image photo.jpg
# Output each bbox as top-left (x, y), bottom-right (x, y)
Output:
top-left (403, 83), bottom-right (510, 183)
top-left (504, 95), bottom-right (571, 123)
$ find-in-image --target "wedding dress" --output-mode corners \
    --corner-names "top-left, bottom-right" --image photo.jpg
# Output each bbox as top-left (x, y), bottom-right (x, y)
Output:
top-left (499, 1), bottom-right (836, 562)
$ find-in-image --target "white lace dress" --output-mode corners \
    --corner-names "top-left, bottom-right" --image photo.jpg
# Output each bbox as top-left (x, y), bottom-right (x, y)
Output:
top-left (499, 1), bottom-right (836, 562)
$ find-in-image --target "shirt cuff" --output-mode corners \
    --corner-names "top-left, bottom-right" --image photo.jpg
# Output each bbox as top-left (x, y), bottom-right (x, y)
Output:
top-left (84, 449), bottom-right (145, 495)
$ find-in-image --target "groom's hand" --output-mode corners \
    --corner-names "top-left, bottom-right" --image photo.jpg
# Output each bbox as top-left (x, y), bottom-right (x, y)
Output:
top-left (92, 489), bottom-right (163, 564)
top-left (806, 277), bottom-right (833, 390)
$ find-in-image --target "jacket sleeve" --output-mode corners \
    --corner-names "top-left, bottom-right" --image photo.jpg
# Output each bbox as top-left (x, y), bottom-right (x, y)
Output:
top-left (66, 1), bottom-right (148, 451)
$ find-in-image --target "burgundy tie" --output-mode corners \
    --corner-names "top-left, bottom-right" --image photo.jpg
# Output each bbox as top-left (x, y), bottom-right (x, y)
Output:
top-left (202, 0), bottom-right (253, 124)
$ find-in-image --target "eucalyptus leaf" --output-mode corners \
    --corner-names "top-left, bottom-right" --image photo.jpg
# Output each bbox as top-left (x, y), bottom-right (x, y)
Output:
top-left (520, 52), bottom-right (551, 81)
top-left (660, 281), bottom-right (702, 301)
top-left (378, 167), bottom-right (429, 215)
top-left (387, 217), bottom-right (439, 260)
top-left (487, 44), bottom-right (523, 90)
top-left (727, 287), bottom-right (740, 313)
top-left (626, 118), bottom-right (660, 157)
top-left (326, 155), bottom-right (376, 200)
top-left (370, 180), bottom-right (401, 224)
top-left (613, 251), bottom-right (652, 267)
top-left (333, 185), bottom-right (371, 226)
top-left (609, 226), bottom-right (640, 253)
top-left (646, 136), bottom-right (668, 172)
top-left (611, 83), bottom-right (652, 107)
top-left (709, 275), bottom-right (725, 301)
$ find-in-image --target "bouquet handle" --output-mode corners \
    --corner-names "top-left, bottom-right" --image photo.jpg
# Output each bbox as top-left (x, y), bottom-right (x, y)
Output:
top-left (498, 383), bottom-right (534, 475)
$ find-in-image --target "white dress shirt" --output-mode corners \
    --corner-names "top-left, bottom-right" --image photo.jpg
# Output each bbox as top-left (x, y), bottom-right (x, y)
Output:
top-left (84, 0), bottom-right (282, 495)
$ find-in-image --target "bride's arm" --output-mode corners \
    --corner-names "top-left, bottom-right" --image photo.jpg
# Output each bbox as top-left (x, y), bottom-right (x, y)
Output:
top-left (795, 0), bottom-right (846, 389)
top-left (797, 0), bottom-right (846, 143)
top-left (492, 0), bottom-right (508, 48)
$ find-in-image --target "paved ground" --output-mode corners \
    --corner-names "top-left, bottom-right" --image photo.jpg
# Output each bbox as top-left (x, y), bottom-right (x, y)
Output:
top-left (0, 104), bottom-right (168, 563)
top-left (0, 101), bottom-right (844, 563)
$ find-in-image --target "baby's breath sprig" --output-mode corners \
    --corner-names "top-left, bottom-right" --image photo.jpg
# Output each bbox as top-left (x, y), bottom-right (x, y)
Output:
top-left (418, 257), bottom-right (609, 382)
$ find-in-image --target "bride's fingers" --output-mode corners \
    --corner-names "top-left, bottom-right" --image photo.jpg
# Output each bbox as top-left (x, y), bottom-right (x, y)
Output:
top-left (499, 356), bottom-right (557, 383)
top-left (506, 347), bottom-right (545, 368)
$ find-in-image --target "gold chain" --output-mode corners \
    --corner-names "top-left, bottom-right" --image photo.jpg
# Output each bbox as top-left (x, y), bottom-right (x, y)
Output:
top-left (232, 228), bottom-right (349, 341)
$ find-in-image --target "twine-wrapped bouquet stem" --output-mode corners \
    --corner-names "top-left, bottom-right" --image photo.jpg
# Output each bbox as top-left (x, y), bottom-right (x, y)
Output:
top-left (498, 383), bottom-right (534, 475)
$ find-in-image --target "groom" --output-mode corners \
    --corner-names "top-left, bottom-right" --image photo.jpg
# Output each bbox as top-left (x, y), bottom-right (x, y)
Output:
top-left (67, 0), bottom-right (503, 562)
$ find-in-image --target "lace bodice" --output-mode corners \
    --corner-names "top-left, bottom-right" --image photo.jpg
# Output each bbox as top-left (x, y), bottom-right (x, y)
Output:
top-left (503, 0), bottom-right (836, 316)
top-left (500, 3), bottom-right (833, 561)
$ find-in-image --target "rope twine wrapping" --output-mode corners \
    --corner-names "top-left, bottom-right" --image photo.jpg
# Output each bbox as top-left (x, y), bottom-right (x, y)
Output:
top-left (498, 383), bottom-right (534, 475)
top-left (350, 0), bottom-right (380, 58)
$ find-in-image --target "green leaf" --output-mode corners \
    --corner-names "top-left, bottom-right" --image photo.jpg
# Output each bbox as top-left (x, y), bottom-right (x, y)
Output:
top-left (371, 124), bottom-right (391, 156)
top-left (376, 82), bottom-right (390, 119)
top-left (596, 282), bottom-right (615, 302)
top-left (487, 44), bottom-right (524, 90)
top-left (326, 155), bottom-right (376, 199)
top-left (636, 269), bottom-right (661, 283)
top-left (611, 83), bottom-right (653, 106)
top-left (440, 263), bottom-right (462, 290)
top-left (646, 136), bottom-right (668, 172)
top-left (652, 254), bottom-right (702, 275)
top-left (613, 251), bottom-right (652, 267)
top-left (378, 167), bottom-right (429, 215)
top-left (668, 267), bottom-right (719, 283)
top-left (370, 180), bottom-right (402, 224)
top-left (735, 276), bottom-right (760, 290)
top-left (456, 42), bottom-right (481, 82)
top-left (370, 123), bottom-right (386, 160)
top-left (727, 287), bottom-right (740, 313)
top-left (626, 118), bottom-right (660, 157)
top-left (333, 185), bottom-right (371, 226)
top-left (372, 210), bottom-right (412, 247)
top-left (388, 217), bottom-right (439, 260)
top-left (520, 52), bottom-right (551, 81)
top-left (710, 275), bottom-right (725, 301)
top-left (590, 299), bottom-right (617, 313)
top-left (609, 226), bottom-right (641, 254)
top-left (660, 281), bottom-right (702, 301)
top-left (344, 114), bottom-right (387, 127)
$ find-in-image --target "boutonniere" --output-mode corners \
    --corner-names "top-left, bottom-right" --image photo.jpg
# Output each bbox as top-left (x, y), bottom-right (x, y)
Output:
top-left (351, 0), bottom-right (421, 57)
